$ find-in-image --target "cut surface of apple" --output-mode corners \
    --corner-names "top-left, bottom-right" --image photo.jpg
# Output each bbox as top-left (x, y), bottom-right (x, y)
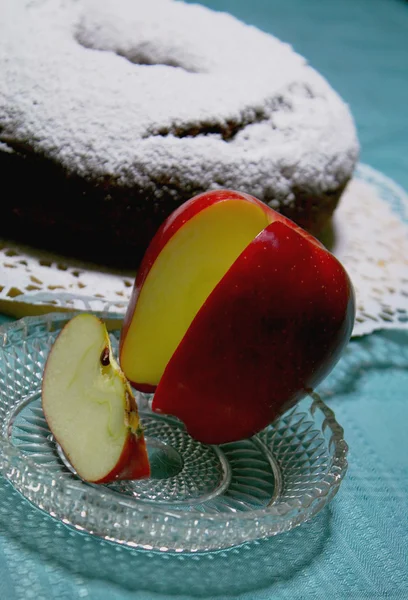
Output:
top-left (42, 314), bottom-right (150, 483)
top-left (120, 191), bottom-right (273, 389)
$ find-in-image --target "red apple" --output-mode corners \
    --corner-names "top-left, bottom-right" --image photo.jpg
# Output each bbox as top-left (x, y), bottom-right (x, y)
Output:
top-left (43, 314), bottom-right (150, 482)
top-left (120, 190), bottom-right (355, 444)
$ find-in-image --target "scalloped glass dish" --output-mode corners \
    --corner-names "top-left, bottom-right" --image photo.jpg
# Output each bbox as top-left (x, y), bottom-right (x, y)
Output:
top-left (0, 313), bottom-right (348, 552)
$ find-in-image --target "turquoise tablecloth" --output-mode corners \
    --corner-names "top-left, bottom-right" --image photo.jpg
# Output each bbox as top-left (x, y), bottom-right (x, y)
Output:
top-left (1, 1), bottom-right (407, 598)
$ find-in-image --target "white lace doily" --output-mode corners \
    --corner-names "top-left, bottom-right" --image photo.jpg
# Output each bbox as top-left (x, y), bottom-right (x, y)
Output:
top-left (0, 163), bottom-right (407, 337)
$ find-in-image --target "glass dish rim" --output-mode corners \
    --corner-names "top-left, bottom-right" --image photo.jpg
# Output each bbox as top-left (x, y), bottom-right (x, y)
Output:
top-left (0, 312), bottom-right (348, 528)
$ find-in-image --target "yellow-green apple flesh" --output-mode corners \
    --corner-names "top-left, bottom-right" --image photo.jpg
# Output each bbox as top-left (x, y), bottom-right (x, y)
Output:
top-left (120, 190), bottom-right (355, 444)
top-left (43, 314), bottom-right (150, 482)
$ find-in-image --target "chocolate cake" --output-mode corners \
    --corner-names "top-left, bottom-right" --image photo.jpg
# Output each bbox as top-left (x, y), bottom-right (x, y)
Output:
top-left (0, 0), bottom-right (359, 267)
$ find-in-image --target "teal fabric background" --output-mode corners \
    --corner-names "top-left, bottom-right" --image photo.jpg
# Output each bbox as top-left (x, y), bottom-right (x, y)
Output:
top-left (1, 1), bottom-right (407, 598)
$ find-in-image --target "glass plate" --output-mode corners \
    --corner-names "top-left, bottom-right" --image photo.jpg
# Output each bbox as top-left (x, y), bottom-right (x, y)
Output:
top-left (0, 313), bottom-right (348, 552)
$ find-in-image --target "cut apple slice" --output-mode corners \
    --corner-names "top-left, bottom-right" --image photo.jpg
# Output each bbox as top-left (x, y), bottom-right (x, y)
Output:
top-left (42, 314), bottom-right (150, 483)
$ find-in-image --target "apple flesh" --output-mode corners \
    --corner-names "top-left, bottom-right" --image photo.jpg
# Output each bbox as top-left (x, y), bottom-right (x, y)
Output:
top-left (120, 190), bottom-right (355, 444)
top-left (42, 314), bottom-right (150, 483)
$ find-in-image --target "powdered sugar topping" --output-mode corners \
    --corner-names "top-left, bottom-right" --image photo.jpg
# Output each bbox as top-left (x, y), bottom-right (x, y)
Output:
top-left (0, 0), bottom-right (359, 207)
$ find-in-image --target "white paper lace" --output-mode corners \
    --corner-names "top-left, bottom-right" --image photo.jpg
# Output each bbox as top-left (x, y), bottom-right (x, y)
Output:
top-left (0, 164), bottom-right (407, 337)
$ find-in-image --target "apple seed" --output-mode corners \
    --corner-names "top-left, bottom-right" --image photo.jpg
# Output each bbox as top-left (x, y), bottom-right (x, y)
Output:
top-left (100, 346), bottom-right (110, 366)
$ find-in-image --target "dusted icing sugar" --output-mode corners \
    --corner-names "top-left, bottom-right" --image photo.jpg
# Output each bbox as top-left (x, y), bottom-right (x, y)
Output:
top-left (0, 0), bottom-right (358, 209)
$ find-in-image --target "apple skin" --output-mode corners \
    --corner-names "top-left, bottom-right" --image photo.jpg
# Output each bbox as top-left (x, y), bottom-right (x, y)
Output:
top-left (119, 189), bottom-right (320, 393)
top-left (151, 219), bottom-right (355, 444)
